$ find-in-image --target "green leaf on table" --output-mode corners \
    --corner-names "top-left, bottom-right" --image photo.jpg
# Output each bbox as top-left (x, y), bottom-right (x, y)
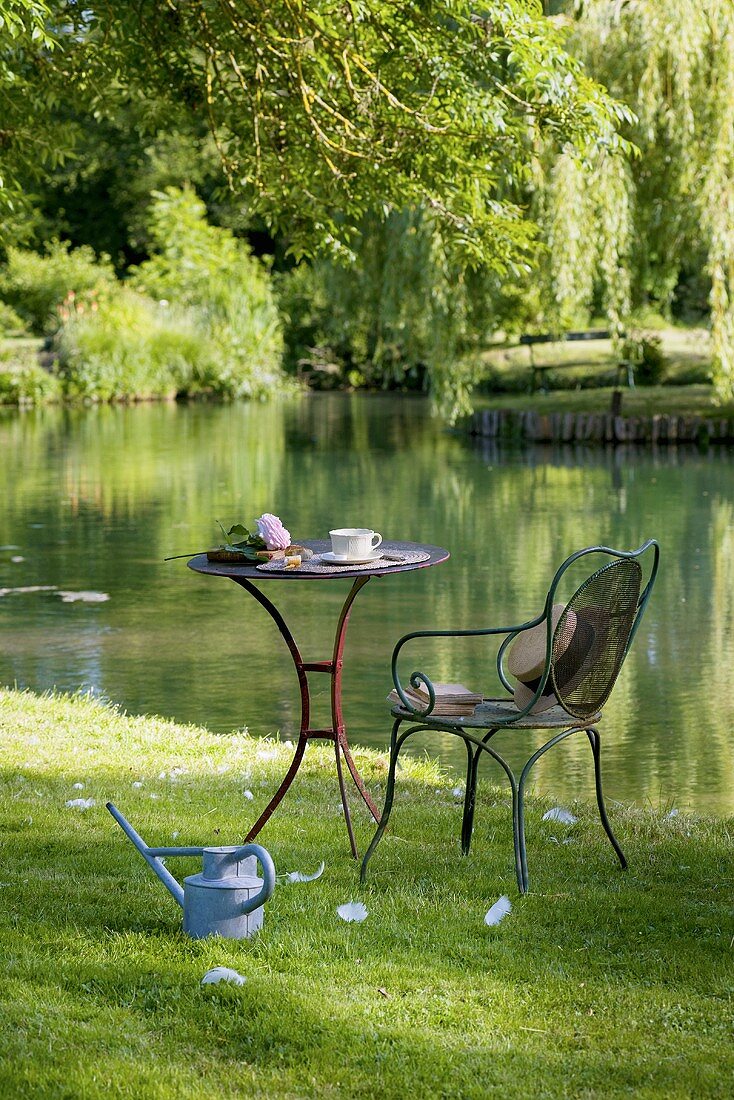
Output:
top-left (227, 524), bottom-right (266, 549)
top-left (215, 520), bottom-right (267, 552)
top-left (213, 542), bottom-right (262, 560)
top-left (227, 524), bottom-right (250, 542)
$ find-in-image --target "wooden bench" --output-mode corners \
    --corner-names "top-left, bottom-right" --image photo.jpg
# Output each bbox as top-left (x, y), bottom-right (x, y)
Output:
top-left (519, 330), bottom-right (634, 393)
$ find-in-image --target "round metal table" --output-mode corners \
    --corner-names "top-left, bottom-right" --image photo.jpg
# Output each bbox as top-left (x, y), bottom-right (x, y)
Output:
top-left (188, 540), bottom-right (450, 857)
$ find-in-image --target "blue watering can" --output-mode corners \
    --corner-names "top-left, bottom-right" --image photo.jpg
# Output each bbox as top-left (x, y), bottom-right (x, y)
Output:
top-left (107, 802), bottom-right (276, 939)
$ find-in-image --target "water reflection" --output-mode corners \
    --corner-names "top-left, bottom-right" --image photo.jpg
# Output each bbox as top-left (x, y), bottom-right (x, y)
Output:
top-left (1, 395), bottom-right (733, 814)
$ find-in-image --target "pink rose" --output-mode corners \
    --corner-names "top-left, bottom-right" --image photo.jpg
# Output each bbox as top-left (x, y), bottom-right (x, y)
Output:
top-left (255, 513), bottom-right (291, 550)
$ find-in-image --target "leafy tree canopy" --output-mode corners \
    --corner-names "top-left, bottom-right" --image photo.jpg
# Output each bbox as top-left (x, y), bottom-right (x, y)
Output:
top-left (1, 0), bottom-right (629, 272)
top-left (0, 1), bottom-right (76, 230)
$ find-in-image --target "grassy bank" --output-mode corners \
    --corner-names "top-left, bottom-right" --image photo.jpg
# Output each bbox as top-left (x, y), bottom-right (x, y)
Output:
top-left (0, 689), bottom-right (731, 1098)
top-left (473, 326), bottom-right (734, 420)
top-left (479, 326), bottom-right (711, 389)
top-left (1, 323), bottom-right (728, 418)
top-left (472, 383), bottom-right (734, 420)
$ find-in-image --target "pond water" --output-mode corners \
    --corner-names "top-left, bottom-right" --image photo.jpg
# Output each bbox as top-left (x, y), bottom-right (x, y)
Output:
top-left (1, 395), bottom-right (733, 815)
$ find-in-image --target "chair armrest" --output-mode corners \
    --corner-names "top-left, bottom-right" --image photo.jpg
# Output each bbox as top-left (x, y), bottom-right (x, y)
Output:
top-left (391, 616), bottom-right (547, 718)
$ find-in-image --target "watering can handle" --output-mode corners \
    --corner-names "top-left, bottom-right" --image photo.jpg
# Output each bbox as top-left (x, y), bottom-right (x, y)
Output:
top-left (229, 844), bottom-right (276, 914)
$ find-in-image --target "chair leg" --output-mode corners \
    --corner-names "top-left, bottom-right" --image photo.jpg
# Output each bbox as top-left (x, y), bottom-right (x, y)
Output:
top-left (461, 739), bottom-right (481, 855)
top-left (469, 733), bottom-right (524, 894)
top-left (509, 776), bottom-right (524, 894)
top-left (362, 720), bottom-right (528, 896)
top-left (360, 719), bottom-right (404, 884)
top-left (516, 724), bottom-right (627, 892)
top-left (516, 765), bottom-right (531, 895)
top-left (516, 726), bottom-right (587, 894)
top-left (586, 727), bottom-right (627, 870)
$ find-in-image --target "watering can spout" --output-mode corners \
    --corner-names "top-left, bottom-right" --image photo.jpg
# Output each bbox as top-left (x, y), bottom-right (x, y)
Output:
top-left (106, 802), bottom-right (186, 907)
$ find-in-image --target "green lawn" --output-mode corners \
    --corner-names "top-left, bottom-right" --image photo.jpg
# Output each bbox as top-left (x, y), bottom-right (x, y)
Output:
top-left (480, 325), bottom-right (710, 382)
top-left (473, 326), bottom-right (734, 420)
top-left (1, 689), bottom-right (732, 1099)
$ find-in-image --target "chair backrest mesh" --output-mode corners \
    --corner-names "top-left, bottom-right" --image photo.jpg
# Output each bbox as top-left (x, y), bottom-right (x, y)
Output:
top-left (551, 558), bottom-right (643, 719)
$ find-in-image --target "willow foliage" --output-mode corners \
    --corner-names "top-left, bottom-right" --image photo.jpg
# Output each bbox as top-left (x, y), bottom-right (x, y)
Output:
top-left (297, 207), bottom-right (498, 419)
top-left (530, 145), bottom-right (632, 336)
top-left (567, 0), bottom-right (734, 401)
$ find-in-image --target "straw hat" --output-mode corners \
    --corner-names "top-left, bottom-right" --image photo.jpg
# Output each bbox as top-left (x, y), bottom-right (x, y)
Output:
top-left (513, 677), bottom-right (560, 715)
top-left (507, 603), bottom-right (569, 682)
top-left (509, 603), bottom-right (596, 714)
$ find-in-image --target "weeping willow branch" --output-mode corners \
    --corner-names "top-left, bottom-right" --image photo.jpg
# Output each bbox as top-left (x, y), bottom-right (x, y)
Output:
top-left (571, 0), bottom-right (734, 401)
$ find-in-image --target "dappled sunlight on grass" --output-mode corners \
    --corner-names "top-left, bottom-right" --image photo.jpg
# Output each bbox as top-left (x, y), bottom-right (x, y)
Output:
top-left (1, 689), bottom-right (732, 1098)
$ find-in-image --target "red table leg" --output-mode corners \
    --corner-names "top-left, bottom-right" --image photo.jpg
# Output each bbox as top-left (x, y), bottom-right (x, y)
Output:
top-left (231, 575), bottom-right (381, 857)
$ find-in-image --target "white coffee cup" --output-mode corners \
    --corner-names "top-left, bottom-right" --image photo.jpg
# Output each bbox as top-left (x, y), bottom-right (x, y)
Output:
top-left (329, 528), bottom-right (382, 560)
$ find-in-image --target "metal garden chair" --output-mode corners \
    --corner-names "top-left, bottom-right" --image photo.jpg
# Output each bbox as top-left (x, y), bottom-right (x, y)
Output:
top-left (361, 541), bottom-right (660, 893)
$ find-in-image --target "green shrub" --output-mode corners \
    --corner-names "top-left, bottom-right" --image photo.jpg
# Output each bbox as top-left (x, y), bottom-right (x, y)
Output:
top-left (275, 263), bottom-right (337, 376)
top-left (0, 301), bottom-right (27, 337)
top-left (663, 363), bottom-right (712, 386)
top-left (623, 331), bottom-right (668, 385)
top-left (476, 361), bottom-right (532, 395)
top-left (130, 188), bottom-right (284, 397)
top-left (45, 191), bottom-right (286, 402)
top-left (0, 241), bottom-right (115, 335)
top-left (57, 290), bottom-right (217, 401)
top-left (0, 362), bottom-right (60, 404)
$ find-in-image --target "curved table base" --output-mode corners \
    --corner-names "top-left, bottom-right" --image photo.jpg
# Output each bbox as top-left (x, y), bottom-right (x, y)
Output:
top-left (233, 575), bottom-right (380, 858)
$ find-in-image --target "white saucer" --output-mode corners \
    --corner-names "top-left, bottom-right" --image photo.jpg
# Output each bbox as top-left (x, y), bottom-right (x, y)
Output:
top-left (320, 550), bottom-right (383, 565)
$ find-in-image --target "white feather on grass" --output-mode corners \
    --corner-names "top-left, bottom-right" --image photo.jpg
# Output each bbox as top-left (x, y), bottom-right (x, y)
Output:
top-left (283, 861), bottom-right (325, 884)
top-left (65, 798), bottom-right (95, 810)
top-left (484, 895), bottom-right (512, 926)
top-left (542, 806), bottom-right (578, 825)
top-left (201, 967), bottom-right (246, 987)
top-left (337, 901), bottom-right (368, 923)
